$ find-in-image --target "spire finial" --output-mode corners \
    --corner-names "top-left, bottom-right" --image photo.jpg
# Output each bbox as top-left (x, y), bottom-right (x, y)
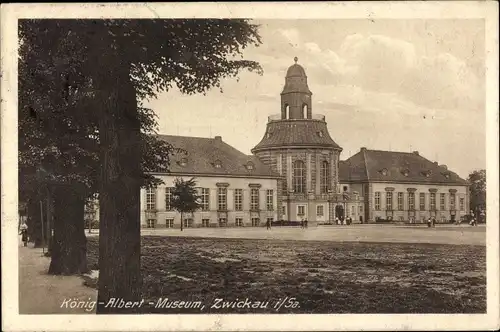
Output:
top-left (294, 56), bottom-right (298, 64)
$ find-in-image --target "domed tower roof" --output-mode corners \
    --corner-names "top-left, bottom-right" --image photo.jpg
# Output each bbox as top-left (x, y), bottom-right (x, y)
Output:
top-left (282, 57), bottom-right (311, 94)
top-left (286, 57), bottom-right (307, 77)
top-left (252, 119), bottom-right (342, 153)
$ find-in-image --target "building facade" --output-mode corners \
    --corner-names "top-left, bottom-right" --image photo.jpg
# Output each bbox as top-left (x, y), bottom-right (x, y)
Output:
top-left (251, 58), bottom-right (469, 224)
top-left (140, 135), bottom-right (281, 228)
top-left (136, 58), bottom-right (469, 227)
top-left (339, 148), bottom-right (469, 223)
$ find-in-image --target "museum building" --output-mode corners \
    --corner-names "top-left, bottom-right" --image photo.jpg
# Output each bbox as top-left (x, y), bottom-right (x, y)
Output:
top-left (138, 59), bottom-right (469, 228)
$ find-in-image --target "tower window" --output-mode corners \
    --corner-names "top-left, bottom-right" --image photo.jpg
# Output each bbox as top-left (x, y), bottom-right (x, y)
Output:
top-left (292, 160), bottom-right (306, 194)
top-left (302, 104), bottom-right (307, 119)
top-left (284, 104), bottom-right (290, 119)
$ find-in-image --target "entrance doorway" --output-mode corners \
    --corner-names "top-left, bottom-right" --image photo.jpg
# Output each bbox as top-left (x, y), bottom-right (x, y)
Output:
top-left (335, 205), bottom-right (345, 220)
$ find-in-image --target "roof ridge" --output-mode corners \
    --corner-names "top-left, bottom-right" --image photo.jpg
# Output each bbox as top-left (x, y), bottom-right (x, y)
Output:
top-left (157, 134), bottom-right (215, 140)
top-left (365, 148), bottom-right (417, 155)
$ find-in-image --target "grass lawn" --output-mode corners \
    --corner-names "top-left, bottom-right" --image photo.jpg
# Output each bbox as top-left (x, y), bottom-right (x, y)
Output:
top-left (86, 236), bottom-right (485, 314)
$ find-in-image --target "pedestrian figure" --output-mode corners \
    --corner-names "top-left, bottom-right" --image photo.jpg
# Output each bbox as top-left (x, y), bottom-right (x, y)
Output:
top-left (266, 219), bottom-right (271, 230)
top-left (19, 223), bottom-right (28, 247)
top-left (335, 217), bottom-right (340, 225)
top-left (432, 217), bottom-right (436, 228)
top-left (304, 218), bottom-right (308, 228)
top-left (427, 217), bottom-right (432, 228)
top-left (300, 218), bottom-right (304, 229)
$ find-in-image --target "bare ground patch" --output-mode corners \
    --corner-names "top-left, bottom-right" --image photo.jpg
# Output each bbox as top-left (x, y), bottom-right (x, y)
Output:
top-left (86, 236), bottom-right (485, 314)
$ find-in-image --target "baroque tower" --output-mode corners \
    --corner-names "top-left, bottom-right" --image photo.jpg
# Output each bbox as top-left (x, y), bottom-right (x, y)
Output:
top-left (252, 58), bottom-right (343, 224)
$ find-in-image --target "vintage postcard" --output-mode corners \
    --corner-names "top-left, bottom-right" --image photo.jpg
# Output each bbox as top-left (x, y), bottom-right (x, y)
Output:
top-left (1, 1), bottom-right (499, 331)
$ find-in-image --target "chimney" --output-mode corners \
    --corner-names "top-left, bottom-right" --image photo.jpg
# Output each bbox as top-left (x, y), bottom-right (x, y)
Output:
top-left (360, 147), bottom-right (367, 152)
top-left (440, 164), bottom-right (448, 170)
top-left (434, 161), bottom-right (438, 165)
top-left (214, 136), bottom-right (222, 141)
top-left (412, 151), bottom-right (419, 155)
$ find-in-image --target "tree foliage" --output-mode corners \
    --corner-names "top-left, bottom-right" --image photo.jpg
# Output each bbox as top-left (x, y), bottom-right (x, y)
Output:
top-left (18, 18), bottom-right (262, 313)
top-left (171, 177), bottom-right (202, 231)
top-left (468, 169), bottom-right (486, 215)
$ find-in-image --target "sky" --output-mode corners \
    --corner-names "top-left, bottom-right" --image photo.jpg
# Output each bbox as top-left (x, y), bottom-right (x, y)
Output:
top-left (144, 19), bottom-right (486, 179)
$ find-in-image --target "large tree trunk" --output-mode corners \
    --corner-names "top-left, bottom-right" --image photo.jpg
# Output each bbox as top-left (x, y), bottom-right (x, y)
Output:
top-left (26, 198), bottom-right (43, 247)
top-left (95, 56), bottom-right (142, 314)
top-left (48, 185), bottom-right (88, 275)
top-left (46, 189), bottom-right (53, 255)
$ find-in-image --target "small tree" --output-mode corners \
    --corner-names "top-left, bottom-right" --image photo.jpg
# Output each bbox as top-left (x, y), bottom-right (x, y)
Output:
top-left (468, 169), bottom-right (486, 221)
top-left (171, 177), bottom-right (202, 231)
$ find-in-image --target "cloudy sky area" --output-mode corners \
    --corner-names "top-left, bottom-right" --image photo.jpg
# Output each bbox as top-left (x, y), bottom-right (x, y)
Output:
top-left (145, 19), bottom-right (485, 178)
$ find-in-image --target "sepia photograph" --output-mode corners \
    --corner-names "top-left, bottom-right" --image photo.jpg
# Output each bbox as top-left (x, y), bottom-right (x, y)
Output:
top-left (1, 2), bottom-right (499, 331)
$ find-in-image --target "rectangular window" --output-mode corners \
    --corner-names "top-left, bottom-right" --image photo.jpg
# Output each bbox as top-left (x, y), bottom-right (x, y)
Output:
top-left (266, 190), bottom-right (274, 211)
top-left (165, 187), bottom-right (173, 211)
top-left (386, 192), bottom-right (393, 211)
top-left (250, 189), bottom-right (260, 211)
top-left (166, 218), bottom-right (174, 228)
top-left (359, 205), bottom-right (363, 213)
top-left (408, 192), bottom-right (415, 210)
top-left (200, 188), bottom-right (210, 211)
top-left (459, 198), bottom-right (465, 211)
top-left (146, 188), bottom-right (156, 211)
top-left (219, 218), bottom-right (227, 227)
top-left (235, 218), bottom-right (243, 227)
top-left (234, 189), bottom-right (243, 211)
top-left (397, 192), bottom-right (404, 210)
top-left (440, 193), bottom-right (446, 211)
top-left (298, 205), bottom-right (305, 216)
top-left (251, 218), bottom-right (260, 227)
top-left (351, 206), bottom-right (355, 215)
top-left (217, 188), bottom-right (227, 211)
top-left (419, 193), bottom-right (426, 211)
top-left (146, 219), bottom-right (156, 228)
top-left (202, 219), bottom-right (210, 227)
top-left (183, 218), bottom-right (193, 228)
top-left (374, 192), bottom-right (381, 211)
top-left (282, 205), bottom-right (287, 216)
top-left (316, 205), bottom-right (324, 216)
top-left (450, 193), bottom-right (456, 210)
top-left (430, 193), bottom-right (436, 210)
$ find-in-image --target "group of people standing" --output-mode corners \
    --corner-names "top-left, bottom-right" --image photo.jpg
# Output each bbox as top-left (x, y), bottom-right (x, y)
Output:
top-left (334, 217), bottom-right (353, 225)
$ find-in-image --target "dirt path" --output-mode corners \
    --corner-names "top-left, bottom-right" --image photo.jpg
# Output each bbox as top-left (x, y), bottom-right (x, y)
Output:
top-left (138, 224), bottom-right (485, 246)
top-left (18, 243), bottom-right (97, 314)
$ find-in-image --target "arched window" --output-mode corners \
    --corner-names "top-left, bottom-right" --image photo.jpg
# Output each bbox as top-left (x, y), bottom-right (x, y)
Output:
top-left (293, 160), bottom-right (306, 193)
top-left (302, 104), bottom-right (307, 119)
top-left (284, 104), bottom-right (290, 119)
top-left (320, 161), bottom-right (330, 194)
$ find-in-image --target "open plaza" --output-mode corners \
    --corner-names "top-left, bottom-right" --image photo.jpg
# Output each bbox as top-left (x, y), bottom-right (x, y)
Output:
top-left (19, 223), bottom-right (485, 314)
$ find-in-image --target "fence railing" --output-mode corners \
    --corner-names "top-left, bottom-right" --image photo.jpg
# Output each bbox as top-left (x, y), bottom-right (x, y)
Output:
top-left (267, 114), bottom-right (326, 122)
